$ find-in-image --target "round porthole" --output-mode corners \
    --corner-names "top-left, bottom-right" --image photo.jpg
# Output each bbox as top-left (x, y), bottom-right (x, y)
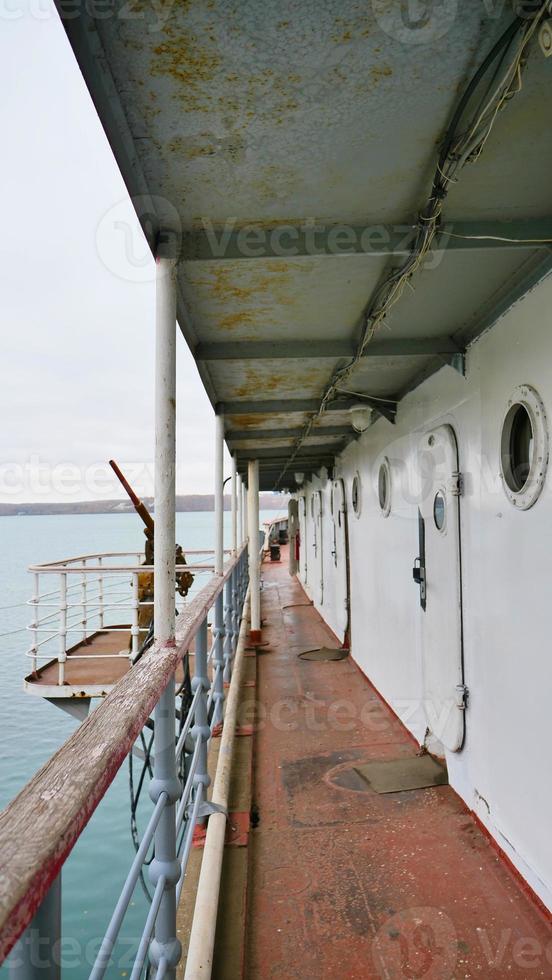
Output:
top-left (351, 473), bottom-right (361, 517)
top-left (378, 458), bottom-right (391, 517)
top-left (500, 385), bottom-right (548, 510)
top-left (433, 491), bottom-right (446, 531)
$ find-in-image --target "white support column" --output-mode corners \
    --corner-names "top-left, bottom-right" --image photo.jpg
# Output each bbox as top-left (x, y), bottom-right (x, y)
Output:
top-left (150, 249), bottom-right (181, 980)
top-left (237, 473), bottom-right (243, 546)
top-left (247, 459), bottom-right (261, 642)
top-left (154, 255), bottom-right (177, 646)
top-left (214, 414), bottom-right (224, 576)
top-left (231, 455), bottom-right (238, 555)
top-left (242, 480), bottom-right (248, 546)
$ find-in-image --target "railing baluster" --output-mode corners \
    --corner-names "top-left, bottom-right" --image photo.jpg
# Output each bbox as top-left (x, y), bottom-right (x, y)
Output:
top-left (81, 558), bottom-right (87, 642)
top-left (191, 618), bottom-right (211, 823)
top-left (231, 566), bottom-right (239, 657)
top-left (8, 874), bottom-right (61, 980)
top-left (98, 556), bottom-right (104, 630)
top-left (30, 572), bottom-right (39, 675)
top-left (223, 574), bottom-right (234, 683)
top-left (131, 571), bottom-right (139, 660)
top-left (58, 571), bottom-right (67, 686)
top-left (211, 592), bottom-right (225, 727)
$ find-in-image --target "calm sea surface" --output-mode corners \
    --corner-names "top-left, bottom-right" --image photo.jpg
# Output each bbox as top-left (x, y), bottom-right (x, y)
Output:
top-left (0, 511), bottom-right (279, 976)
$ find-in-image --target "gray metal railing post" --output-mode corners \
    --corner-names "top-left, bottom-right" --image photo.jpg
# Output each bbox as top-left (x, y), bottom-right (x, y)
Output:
top-left (191, 617), bottom-right (211, 818)
top-left (8, 875), bottom-right (61, 980)
top-left (148, 246), bottom-right (181, 980)
top-left (223, 573), bottom-right (234, 683)
top-left (211, 591), bottom-right (225, 727)
top-left (231, 567), bottom-right (239, 654)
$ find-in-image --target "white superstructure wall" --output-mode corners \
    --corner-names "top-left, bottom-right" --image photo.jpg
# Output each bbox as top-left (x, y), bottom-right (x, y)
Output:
top-left (297, 270), bottom-right (552, 913)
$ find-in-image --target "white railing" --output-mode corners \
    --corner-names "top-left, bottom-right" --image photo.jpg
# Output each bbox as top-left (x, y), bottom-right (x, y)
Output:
top-left (26, 550), bottom-right (233, 686)
top-left (1, 545), bottom-right (250, 976)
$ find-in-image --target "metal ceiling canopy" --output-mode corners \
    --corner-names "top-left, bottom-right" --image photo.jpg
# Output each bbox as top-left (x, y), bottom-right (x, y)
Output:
top-left (55, 0), bottom-right (552, 487)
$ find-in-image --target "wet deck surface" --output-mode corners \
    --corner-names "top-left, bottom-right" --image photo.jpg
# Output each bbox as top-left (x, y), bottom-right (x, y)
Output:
top-left (245, 550), bottom-right (552, 979)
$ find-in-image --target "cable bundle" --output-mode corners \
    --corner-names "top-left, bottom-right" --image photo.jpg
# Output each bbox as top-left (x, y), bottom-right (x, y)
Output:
top-left (277, 4), bottom-right (548, 487)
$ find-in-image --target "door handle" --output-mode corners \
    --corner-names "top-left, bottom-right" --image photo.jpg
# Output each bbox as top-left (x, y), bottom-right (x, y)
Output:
top-left (412, 557), bottom-right (423, 584)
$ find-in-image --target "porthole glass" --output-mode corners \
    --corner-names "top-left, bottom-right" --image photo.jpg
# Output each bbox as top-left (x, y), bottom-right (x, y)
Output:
top-left (378, 458), bottom-right (391, 517)
top-left (502, 404), bottom-right (533, 492)
top-left (433, 491), bottom-right (446, 531)
top-left (500, 385), bottom-right (548, 510)
top-left (352, 474), bottom-right (361, 517)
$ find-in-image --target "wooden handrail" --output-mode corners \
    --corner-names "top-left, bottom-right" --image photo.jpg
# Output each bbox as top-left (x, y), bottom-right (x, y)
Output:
top-left (0, 546), bottom-right (246, 964)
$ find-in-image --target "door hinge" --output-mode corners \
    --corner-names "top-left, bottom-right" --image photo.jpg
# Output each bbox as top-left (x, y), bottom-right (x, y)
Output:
top-left (455, 684), bottom-right (469, 709)
top-left (450, 471), bottom-right (464, 496)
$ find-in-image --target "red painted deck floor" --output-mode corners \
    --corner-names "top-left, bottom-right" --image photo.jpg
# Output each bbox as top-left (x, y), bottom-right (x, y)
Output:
top-left (244, 552), bottom-right (552, 979)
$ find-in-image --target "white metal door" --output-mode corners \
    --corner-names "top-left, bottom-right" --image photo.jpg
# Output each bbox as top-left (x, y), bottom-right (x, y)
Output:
top-left (312, 491), bottom-right (324, 605)
top-left (299, 496), bottom-right (308, 583)
top-left (331, 480), bottom-right (348, 638)
top-left (415, 425), bottom-right (465, 752)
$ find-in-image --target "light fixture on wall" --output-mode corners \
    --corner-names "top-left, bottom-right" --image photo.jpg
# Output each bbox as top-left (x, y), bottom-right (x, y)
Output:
top-left (349, 404), bottom-right (372, 433)
top-left (294, 472), bottom-right (305, 485)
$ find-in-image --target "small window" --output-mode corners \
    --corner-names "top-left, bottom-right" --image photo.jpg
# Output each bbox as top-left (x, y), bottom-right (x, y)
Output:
top-left (433, 491), bottom-right (446, 531)
top-left (378, 458), bottom-right (391, 517)
top-left (500, 385), bottom-right (548, 510)
top-left (351, 473), bottom-right (361, 517)
top-left (502, 404), bottom-right (533, 492)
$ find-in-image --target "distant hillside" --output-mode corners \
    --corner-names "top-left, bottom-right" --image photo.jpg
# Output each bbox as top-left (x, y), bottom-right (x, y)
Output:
top-left (0, 494), bottom-right (288, 517)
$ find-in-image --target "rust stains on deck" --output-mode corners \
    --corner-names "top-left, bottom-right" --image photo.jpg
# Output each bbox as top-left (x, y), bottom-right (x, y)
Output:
top-left (242, 548), bottom-right (552, 979)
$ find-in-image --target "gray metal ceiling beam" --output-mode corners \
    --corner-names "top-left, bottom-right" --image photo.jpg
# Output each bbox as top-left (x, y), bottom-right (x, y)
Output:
top-left (181, 219), bottom-right (552, 262)
top-left (220, 397), bottom-right (395, 415)
top-left (220, 398), bottom-right (352, 414)
top-left (197, 337), bottom-right (461, 360)
top-left (236, 445), bottom-right (340, 460)
top-left (226, 425), bottom-right (351, 441)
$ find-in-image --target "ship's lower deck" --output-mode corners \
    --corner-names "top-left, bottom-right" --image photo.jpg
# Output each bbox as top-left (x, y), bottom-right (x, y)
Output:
top-left (215, 548), bottom-right (552, 979)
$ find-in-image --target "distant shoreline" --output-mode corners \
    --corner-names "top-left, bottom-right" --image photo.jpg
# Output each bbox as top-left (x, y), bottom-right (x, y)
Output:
top-left (0, 494), bottom-right (287, 518)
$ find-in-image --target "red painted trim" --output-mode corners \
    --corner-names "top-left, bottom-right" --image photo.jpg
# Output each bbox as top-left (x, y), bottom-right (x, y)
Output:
top-left (348, 655), bottom-right (422, 750)
top-left (347, 656), bottom-right (552, 923)
top-left (470, 811), bottom-right (552, 925)
top-left (249, 629), bottom-right (262, 644)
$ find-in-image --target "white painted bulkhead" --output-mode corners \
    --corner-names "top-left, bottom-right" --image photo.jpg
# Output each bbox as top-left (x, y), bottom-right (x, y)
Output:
top-left (296, 272), bottom-right (552, 913)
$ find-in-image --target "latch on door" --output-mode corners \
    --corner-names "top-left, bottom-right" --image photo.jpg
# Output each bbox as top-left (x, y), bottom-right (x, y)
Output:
top-left (413, 509), bottom-right (427, 610)
top-left (412, 557), bottom-right (426, 603)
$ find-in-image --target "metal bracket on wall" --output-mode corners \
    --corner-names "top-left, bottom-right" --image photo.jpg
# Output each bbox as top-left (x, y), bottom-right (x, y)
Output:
top-left (443, 352), bottom-right (466, 376)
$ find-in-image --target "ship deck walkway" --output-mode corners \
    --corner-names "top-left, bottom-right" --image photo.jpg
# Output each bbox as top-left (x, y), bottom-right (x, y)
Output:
top-left (236, 547), bottom-right (552, 979)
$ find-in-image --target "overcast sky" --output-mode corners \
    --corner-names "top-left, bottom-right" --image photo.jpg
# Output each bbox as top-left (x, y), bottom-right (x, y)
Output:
top-left (0, 1), bottom-right (227, 503)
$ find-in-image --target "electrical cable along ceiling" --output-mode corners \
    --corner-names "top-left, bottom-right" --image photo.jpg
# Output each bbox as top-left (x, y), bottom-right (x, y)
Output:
top-left (56, 0), bottom-right (552, 489)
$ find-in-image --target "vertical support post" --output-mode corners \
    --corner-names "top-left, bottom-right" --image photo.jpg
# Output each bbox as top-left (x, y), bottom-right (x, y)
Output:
top-left (58, 571), bottom-right (67, 686)
top-left (8, 875), bottom-right (61, 979)
top-left (191, 617), bottom-right (211, 820)
top-left (242, 481), bottom-right (248, 547)
top-left (237, 474), bottom-right (243, 548)
top-left (30, 571), bottom-right (39, 674)
top-left (211, 590), bottom-right (225, 727)
top-left (81, 558), bottom-right (88, 642)
top-left (131, 571), bottom-right (139, 660)
top-left (248, 460), bottom-right (261, 643)
top-left (223, 571), bottom-right (234, 683)
top-left (231, 455), bottom-right (238, 556)
top-left (98, 556), bottom-right (104, 630)
top-left (214, 414), bottom-right (224, 576)
top-left (231, 565), bottom-right (239, 655)
top-left (148, 247), bottom-right (181, 979)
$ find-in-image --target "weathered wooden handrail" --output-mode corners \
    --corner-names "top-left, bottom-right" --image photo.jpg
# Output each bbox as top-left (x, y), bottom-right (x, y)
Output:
top-left (0, 546), bottom-right (246, 964)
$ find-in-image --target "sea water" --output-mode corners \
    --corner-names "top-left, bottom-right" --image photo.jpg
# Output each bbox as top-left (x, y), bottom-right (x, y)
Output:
top-left (0, 510), bottom-right (279, 977)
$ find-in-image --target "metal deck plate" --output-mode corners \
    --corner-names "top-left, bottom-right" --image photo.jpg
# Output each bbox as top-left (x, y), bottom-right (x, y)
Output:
top-left (354, 755), bottom-right (448, 794)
